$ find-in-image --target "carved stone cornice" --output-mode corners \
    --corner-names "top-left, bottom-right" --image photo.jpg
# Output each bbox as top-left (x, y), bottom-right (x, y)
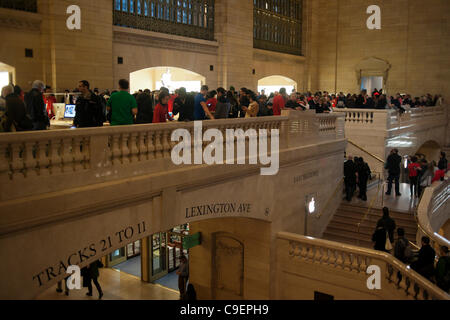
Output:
top-left (0, 8), bottom-right (41, 33)
top-left (113, 26), bottom-right (219, 56)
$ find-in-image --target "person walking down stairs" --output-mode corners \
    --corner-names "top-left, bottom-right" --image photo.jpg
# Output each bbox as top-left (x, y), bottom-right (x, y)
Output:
top-left (372, 207), bottom-right (396, 252)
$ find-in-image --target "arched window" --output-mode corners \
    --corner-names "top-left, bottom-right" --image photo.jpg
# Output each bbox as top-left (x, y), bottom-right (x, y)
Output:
top-left (113, 0), bottom-right (214, 40)
top-left (254, 0), bottom-right (302, 56)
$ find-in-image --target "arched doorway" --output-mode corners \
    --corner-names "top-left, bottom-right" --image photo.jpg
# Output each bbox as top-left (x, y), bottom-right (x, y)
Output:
top-left (0, 62), bottom-right (15, 88)
top-left (355, 57), bottom-right (391, 94)
top-left (415, 140), bottom-right (441, 163)
top-left (257, 75), bottom-right (297, 96)
top-left (130, 66), bottom-right (206, 93)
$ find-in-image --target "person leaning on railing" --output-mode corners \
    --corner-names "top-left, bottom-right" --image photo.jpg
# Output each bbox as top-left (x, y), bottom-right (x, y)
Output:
top-left (106, 79), bottom-right (138, 126)
top-left (411, 236), bottom-right (436, 282)
top-left (435, 246), bottom-right (450, 293)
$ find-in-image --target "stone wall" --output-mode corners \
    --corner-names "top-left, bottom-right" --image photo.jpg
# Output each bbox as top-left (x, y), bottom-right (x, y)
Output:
top-left (189, 218), bottom-right (271, 300)
top-left (1, 1), bottom-right (449, 95)
top-left (316, 0), bottom-right (450, 99)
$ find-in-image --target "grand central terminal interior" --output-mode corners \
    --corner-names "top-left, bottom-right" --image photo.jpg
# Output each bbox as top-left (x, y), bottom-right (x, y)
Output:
top-left (0, 0), bottom-right (449, 305)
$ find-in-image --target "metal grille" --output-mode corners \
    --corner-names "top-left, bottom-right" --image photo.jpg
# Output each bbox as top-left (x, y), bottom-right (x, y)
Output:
top-left (0, 0), bottom-right (37, 12)
top-left (113, 0), bottom-right (215, 41)
top-left (254, 0), bottom-right (303, 56)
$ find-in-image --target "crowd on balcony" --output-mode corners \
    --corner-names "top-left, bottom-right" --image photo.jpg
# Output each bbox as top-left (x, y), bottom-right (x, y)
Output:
top-left (0, 79), bottom-right (444, 132)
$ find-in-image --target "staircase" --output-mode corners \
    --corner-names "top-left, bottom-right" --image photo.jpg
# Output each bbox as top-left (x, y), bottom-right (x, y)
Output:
top-left (323, 203), bottom-right (418, 249)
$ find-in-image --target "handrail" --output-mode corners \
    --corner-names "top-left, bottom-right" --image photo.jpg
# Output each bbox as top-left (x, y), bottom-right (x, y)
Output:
top-left (278, 231), bottom-right (450, 300)
top-left (356, 172), bottom-right (383, 246)
top-left (415, 175), bottom-right (450, 256)
top-left (347, 139), bottom-right (385, 164)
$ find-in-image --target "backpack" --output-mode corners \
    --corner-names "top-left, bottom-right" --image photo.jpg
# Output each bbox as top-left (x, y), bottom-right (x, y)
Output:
top-left (0, 112), bottom-right (7, 132)
top-left (15, 113), bottom-right (33, 131)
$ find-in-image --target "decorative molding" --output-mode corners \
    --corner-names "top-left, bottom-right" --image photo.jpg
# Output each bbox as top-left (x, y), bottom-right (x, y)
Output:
top-left (0, 8), bottom-right (41, 32)
top-left (355, 57), bottom-right (392, 86)
top-left (113, 27), bottom-right (218, 56)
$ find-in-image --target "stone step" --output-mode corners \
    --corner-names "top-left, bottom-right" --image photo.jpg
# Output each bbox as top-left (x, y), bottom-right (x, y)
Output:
top-left (322, 201), bottom-right (419, 250)
top-left (328, 221), bottom-right (417, 238)
top-left (333, 212), bottom-right (417, 229)
top-left (335, 208), bottom-right (416, 224)
top-left (339, 204), bottom-right (415, 218)
top-left (332, 214), bottom-right (417, 229)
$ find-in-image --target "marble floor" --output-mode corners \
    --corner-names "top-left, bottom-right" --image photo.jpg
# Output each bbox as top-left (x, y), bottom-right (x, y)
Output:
top-left (348, 182), bottom-right (418, 213)
top-left (35, 268), bottom-right (179, 300)
top-left (113, 256), bottom-right (141, 278)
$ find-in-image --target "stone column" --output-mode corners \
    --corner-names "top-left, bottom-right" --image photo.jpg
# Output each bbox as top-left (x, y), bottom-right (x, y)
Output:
top-left (38, 0), bottom-right (114, 91)
top-left (214, 0), bottom-right (256, 90)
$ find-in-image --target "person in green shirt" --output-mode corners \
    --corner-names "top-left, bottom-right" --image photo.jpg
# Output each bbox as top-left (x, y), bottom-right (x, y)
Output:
top-left (107, 79), bottom-right (138, 126)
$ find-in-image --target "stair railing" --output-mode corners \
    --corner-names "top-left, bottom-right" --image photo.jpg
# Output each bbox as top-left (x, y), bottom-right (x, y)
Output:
top-left (356, 171), bottom-right (383, 246)
top-left (413, 175), bottom-right (450, 261)
top-left (279, 232), bottom-right (450, 300)
top-left (347, 139), bottom-right (386, 164)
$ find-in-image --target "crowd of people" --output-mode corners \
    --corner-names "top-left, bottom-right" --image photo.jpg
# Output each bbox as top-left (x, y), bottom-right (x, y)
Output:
top-left (371, 207), bottom-right (450, 293)
top-left (384, 149), bottom-right (448, 199)
top-left (343, 155), bottom-right (372, 202)
top-left (0, 79), bottom-right (444, 132)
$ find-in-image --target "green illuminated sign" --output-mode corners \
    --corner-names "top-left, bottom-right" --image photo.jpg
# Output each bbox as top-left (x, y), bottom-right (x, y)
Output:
top-left (183, 232), bottom-right (202, 250)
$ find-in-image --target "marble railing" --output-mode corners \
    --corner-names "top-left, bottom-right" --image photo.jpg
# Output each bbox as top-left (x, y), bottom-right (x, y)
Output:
top-left (0, 112), bottom-right (344, 202)
top-left (416, 174), bottom-right (450, 251)
top-left (335, 106), bottom-right (446, 129)
top-left (277, 232), bottom-right (450, 300)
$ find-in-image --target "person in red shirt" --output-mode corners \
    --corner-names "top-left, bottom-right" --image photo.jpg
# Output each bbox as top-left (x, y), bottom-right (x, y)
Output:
top-left (272, 88), bottom-right (287, 116)
top-left (153, 91), bottom-right (173, 123)
top-left (168, 92), bottom-right (177, 113)
top-left (408, 156), bottom-right (422, 197)
top-left (44, 87), bottom-right (57, 120)
top-left (206, 90), bottom-right (217, 113)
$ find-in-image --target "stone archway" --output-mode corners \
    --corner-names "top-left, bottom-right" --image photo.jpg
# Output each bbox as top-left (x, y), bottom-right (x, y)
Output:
top-left (257, 75), bottom-right (298, 95)
top-left (415, 140), bottom-right (441, 163)
top-left (130, 66), bottom-right (206, 93)
top-left (355, 57), bottom-right (391, 93)
top-left (211, 232), bottom-right (244, 300)
top-left (0, 61), bottom-right (15, 88)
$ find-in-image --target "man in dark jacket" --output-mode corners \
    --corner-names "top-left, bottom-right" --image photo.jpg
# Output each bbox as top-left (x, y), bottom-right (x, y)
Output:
top-left (438, 152), bottom-right (448, 172)
top-left (136, 89), bottom-right (153, 124)
top-left (394, 228), bottom-right (411, 264)
top-left (385, 149), bottom-right (402, 196)
top-left (82, 260), bottom-right (104, 299)
top-left (356, 157), bottom-right (371, 201)
top-left (435, 246), bottom-right (450, 292)
top-left (73, 80), bottom-right (105, 128)
top-left (372, 226), bottom-right (387, 252)
top-left (344, 156), bottom-right (357, 202)
top-left (214, 87), bottom-right (229, 119)
top-left (24, 80), bottom-right (50, 130)
top-left (4, 88), bottom-right (33, 132)
top-left (376, 207), bottom-right (396, 244)
top-left (411, 237), bottom-right (436, 281)
top-left (173, 87), bottom-right (194, 122)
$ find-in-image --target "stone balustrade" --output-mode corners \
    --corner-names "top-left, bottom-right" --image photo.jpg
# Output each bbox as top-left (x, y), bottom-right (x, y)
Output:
top-left (416, 174), bottom-right (450, 250)
top-left (0, 112), bottom-right (344, 202)
top-left (277, 232), bottom-right (450, 300)
top-left (335, 106), bottom-right (446, 130)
